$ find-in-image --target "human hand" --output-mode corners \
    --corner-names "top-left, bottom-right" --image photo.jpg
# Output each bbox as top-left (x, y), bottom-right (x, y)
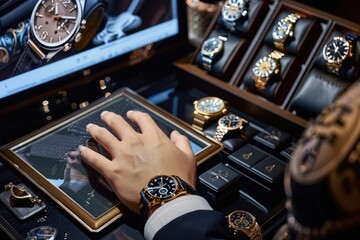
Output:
top-left (79, 110), bottom-right (196, 213)
top-left (63, 151), bottom-right (89, 183)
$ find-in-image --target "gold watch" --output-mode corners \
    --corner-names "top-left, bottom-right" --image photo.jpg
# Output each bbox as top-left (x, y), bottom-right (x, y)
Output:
top-left (139, 175), bottom-right (197, 219)
top-left (272, 13), bottom-right (301, 51)
top-left (192, 96), bottom-right (229, 131)
top-left (213, 114), bottom-right (245, 142)
top-left (323, 33), bottom-right (358, 75)
top-left (227, 210), bottom-right (263, 240)
top-left (252, 50), bottom-right (284, 91)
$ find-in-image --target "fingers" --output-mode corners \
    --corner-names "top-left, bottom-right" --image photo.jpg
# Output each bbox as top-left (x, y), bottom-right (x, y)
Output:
top-left (100, 111), bottom-right (136, 140)
top-left (79, 146), bottom-right (113, 178)
top-left (170, 130), bottom-right (195, 161)
top-left (126, 110), bottom-right (163, 136)
top-left (86, 123), bottom-right (119, 155)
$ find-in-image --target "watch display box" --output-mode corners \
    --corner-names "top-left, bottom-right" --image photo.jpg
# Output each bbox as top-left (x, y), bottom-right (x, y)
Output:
top-left (1, 0), bottom-right (360, 239)
top-left (0, 88), bottom-right (222, 232)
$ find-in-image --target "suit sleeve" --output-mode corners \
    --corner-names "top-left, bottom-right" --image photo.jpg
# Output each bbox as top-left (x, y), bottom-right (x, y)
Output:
top-left (144, 195), bottom-right (232, 240)
top-left (153, 210), bottom-right (232, 240)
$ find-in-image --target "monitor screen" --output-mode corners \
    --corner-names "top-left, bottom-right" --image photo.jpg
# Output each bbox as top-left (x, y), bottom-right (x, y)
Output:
top-left (0, 0), bottom-right (186, 102)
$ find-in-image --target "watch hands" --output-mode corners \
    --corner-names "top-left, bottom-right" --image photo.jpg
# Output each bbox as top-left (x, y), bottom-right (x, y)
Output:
top-left (55, 2), bottom-right (59, 15)
top-left (54, 15), bottom-right (76, 20)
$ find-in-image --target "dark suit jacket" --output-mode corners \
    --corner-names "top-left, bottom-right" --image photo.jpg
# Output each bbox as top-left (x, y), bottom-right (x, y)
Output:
top-left (153, 210), bottom-right (233, 240)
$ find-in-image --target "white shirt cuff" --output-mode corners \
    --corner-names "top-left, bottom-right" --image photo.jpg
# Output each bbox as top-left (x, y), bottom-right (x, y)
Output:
top-left (144, 195), bottom-right (212, 240)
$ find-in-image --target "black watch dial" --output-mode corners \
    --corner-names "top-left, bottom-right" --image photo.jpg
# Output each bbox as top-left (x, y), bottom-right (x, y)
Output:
top-left (219, 114), bottom-right (242, 130)
top-left (229, 210), bottom-right (254, 229)
top-left (323, 36), bottom-right (350, 64)
top-left (201, 37), bottom-right (223, 57)
top-left (145, 175), bottom-right (177, 199)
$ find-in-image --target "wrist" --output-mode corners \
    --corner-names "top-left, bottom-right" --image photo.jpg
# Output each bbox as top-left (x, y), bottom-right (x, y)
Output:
top-left (139, 175), bottom-right (197, 220)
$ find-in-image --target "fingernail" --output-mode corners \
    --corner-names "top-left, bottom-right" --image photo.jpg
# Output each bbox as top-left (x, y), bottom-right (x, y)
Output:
top-left (100, 111), bottom-right (109, 118)
top-left (77, 145), bottom-right (85, 153)
top-left (86, 123), bottom-right (94, 132)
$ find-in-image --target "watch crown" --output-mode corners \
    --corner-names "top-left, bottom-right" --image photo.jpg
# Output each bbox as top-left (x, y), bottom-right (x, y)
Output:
top-left (81, 19), bottom-right (87, 29)
top-left (63, 43), bottom-right (72, 52)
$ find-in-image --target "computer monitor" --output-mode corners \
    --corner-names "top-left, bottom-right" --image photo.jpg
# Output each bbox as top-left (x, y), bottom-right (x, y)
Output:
top-left (0, 0), bottom-right (188, 145)
top-left (0, 0), bottom-right (187, 107)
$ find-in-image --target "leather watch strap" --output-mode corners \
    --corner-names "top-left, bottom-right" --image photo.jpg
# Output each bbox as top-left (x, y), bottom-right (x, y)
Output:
top-left (12, 42), bottom-right (44, 76)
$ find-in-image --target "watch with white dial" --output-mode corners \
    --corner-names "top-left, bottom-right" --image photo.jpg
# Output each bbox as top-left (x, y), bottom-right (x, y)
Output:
top-left (227, 210), bottom-right (263, 240)
top-left (139, 175), bottom-right (197, 220)
top-left (272, 13), bottom-right (301, 51)
top-left (221, 0), bottom-right (249, 31)
top-left (323, 33), bottom-right (357, 75)
top-left (252, 50), bottom-right (284, 91)
top-left (192, 96), bottom-right (229, 131)
top-left (201, 36), bottom-right (227, 71)
top-left (12, 0), bottom-right (104, 76)
top-left (213, 114), bottom-right (245, 142)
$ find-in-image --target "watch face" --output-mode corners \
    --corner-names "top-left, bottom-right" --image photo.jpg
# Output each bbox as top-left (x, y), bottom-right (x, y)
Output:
top-left (218, 114), bottom-right (242, 130)
top-left (228, 210), bottom-right (255, 230)
top-left (221, 0), bottom-right (248, 22)
top-left (145, 175), bottom-right (177, 200)
top-left (31, 0), bottom-right (82, 48)
top-left (201, 37), bottom-right (223, 57)
top-left (272, 20), bottom-right (291, 41)
top-left (195, 97), bottom-right (225, 115)
top-left (323, 36), bottom-right (350, 64)
top-left (252, 56), bottom-right (278, 79)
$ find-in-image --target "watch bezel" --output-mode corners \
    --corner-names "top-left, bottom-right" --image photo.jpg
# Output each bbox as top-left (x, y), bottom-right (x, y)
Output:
top-left (194, 97), bottom-right (227, 116)
top-left (228, 210), bottom-right (256, 231)
top-left (221, 0), bottom-right (248, 22)
top-left (201, 37), bottom-right (224, 58)
top-left (218, 114), bottom-right (243, 131)
top-left (323, 36), bottom-right (350, 65)
top-left (252, 56), bottom-right (278, 79)
top-left (144, 175), bottom-right (178, 200)
top-left (272, 20), bottom-right (292, 42)
top-left (30, 0), bottom-right (83, 49)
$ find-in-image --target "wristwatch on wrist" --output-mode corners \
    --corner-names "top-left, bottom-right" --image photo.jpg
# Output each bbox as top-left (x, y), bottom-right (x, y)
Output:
top-left (323, 33), bottom-right (358, 75)
top-left (201, 35), bottom-right (227, 71)
top-left (213, 114), bottom-right (245, 142)
top-left (192, 96), bottom-right (229, 131)
top-left (227, 210), bottom-right (263, 240)
top-left (139, 175), bottom-right (197, 220)
top-left (12, 0), bottom-right (104, 76)
top-left (272, 13), bottom-right (301, 51)
top-left (252, 50), bottom-right (284, 91)
top-left (221, 0), bottom-right (249, 31)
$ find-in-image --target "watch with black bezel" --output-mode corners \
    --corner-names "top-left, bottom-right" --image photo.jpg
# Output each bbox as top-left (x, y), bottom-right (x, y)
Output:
top-left (252, 50), bottom-right (284, 91)
top-left (139, 175), bottom-right (197, 219)
top-left (213, 113), bottom-right (245, 142)
top-left (221, 0), bottom-right (249, 31)
top-left (272, 13), bottom-right (301, 51)
top-left (201, 35), bottom-right (227, 71)
top-left (12, 0), bottom-right (104, 76)
top-left (227, 210), bottom-right (263, 240)
top-left (192, 96), bottom-right (229, 131)
top-left (323, 33), bottom-right (358, 75)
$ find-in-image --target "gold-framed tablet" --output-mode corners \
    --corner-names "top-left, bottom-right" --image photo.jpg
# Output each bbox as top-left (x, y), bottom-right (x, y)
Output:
top-left (0, 87), bottom-right (223, 232)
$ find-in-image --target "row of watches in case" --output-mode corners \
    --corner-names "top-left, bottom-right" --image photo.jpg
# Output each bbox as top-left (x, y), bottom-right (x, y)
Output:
top-left (201, 6), bottom-right (358, 93)
top-left (192, 96), bottom-right (247, 142)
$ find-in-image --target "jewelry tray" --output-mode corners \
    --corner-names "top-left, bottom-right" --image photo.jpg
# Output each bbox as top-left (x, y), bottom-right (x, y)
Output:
top-left (0, 87), bottom-right (223, 232)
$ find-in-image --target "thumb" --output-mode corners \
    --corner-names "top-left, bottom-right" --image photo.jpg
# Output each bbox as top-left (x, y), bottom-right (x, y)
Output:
top-left (170, 130), bottom-right (195, 159)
